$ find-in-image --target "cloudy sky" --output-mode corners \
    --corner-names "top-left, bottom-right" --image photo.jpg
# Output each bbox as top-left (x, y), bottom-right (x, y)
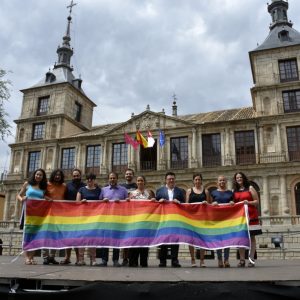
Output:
top-left (0, 0), bottom-right (300, 173)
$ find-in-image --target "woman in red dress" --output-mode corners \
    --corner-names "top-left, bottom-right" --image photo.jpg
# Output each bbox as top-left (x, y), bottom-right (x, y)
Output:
top-left (233, 172), bottom-right (262, 267)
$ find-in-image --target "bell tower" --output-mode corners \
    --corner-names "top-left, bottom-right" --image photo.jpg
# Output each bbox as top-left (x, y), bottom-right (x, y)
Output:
top-left (249, 0), bottom-right (300, 116)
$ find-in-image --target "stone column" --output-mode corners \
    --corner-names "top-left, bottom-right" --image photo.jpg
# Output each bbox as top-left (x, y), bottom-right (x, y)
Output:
top-left (128, 145), bottom-right (136, 170)
top-left (20, 150), bottom-right (25, 173)
top-left (198, 127), bottom-right (202, 167)
top-left (276, 123), bottom-right (282, 154)
top-left (191, 128), bottom-right (198, 168)
top-left (13, 197), bottom-right (20, 222)
top-left (3, 191), bottom-right (10, 221)
top-left (166, 136), bottom-right (170, 169)
top-left (258, 125), bottom-right (264, 165)
top-left (224, 128), bottom-right (233, 166)
top-left (101, 139), bottom-right (108, 175)
top-left (262, 176), bottom-right (270, 216)
top-left (280, 175), bottom-right (291, 224)
top-left (76, 144), bottom-right (83, 171)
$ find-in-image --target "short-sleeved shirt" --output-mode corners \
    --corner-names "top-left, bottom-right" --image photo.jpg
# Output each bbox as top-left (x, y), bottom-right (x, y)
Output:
top-left (210, 190), bottom-right (233, 204)
top-left (66, 181), bottom-right (85, 200)
top-left (99, 185), bottom-right (128, 200)
top-left (78, 186), bottom-right (101, 200)
top-left (46, 182), bottom-right (67, 200)
top-left (120, 182), bottom-right (138, 193)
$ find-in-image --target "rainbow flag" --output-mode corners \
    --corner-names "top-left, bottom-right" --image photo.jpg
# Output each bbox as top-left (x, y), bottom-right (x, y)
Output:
top-left (23, 200), bottom-right (250, 251)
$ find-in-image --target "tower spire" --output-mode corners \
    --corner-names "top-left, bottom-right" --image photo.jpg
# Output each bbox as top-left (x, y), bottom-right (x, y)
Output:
top-left (268, 0), bottom-right (293, 30)
top-left (54, 1), bottom-right (77, 71)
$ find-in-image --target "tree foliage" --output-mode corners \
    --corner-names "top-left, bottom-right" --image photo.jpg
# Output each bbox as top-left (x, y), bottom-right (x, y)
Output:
top-left (0, 69), bottom-right (12, 140)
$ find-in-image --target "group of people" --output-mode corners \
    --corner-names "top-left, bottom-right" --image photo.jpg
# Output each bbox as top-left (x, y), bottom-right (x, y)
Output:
top-left (17, 167), bottom-right (261, 268)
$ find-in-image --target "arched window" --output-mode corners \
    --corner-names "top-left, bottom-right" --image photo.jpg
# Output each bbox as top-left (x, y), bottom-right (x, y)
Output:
top-left (295, 183), bottom-right (300, 215)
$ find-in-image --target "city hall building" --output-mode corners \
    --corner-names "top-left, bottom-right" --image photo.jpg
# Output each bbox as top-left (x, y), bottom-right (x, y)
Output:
top-left (2, 1), bottom-right (300, 255)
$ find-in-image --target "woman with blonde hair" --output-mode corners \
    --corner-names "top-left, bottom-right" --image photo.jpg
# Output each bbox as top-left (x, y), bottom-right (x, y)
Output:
top-left (128, 175), bottom-right (156, 267)
top-left (211, 175), bottom-right (234, 268)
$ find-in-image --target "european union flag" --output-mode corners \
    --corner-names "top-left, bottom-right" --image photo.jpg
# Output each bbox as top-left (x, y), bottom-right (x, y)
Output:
top-left (159, 130), bottom-right (165, 147)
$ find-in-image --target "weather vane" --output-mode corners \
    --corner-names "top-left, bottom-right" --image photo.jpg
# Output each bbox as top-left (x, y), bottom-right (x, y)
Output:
top-left (67, 0), bottom-right (77, 15)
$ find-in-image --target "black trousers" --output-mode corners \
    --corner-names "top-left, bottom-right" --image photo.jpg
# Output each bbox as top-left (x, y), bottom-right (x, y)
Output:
top-left (128, 248), bottom-right (149, 267)
top-left (159, 244), bottom-right (179, 263)
top-left (101, 248), bottom-right (120, 262)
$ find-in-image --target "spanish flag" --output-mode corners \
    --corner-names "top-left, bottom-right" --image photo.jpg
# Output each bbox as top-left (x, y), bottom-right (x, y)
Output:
top-left (136, 130), bottom-right (148, 148)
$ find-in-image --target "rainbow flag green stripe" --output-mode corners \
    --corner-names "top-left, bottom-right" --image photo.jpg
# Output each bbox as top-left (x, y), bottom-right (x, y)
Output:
top-left (23, 200), bottom-right (250, 251)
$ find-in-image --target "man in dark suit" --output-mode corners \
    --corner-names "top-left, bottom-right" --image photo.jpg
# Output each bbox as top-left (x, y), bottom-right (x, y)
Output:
top-left (156, 171), bottom-right (185, 268)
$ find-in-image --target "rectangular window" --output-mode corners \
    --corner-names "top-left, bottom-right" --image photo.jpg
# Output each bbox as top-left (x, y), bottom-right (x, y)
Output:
top-left (37, 96), bottom-right (49, 116)
top-left (112, 143), bottom-right (128, 173)
top-left (74, 102), bottom-right (82, 122)
top-left (279, 59), bottom-right (299, 82)
top-left (283, 90), bottom-right (300, 113)
top-left (202, 134), bottom-right (221, 167)
top-left (287, 126), bottom-right (300, 161)
top-left (61, 148), bottom-right (75, 171)
top-left (234, 131), bottom-right (256, 165)
top-left (170, 136), bottom-right (188, 169)
top-left (27, 151), bottom-right (41, 176)
top-left (86, 145), bottom-right (101, 174)
top-left (32, 123), bottom-right (45, 140)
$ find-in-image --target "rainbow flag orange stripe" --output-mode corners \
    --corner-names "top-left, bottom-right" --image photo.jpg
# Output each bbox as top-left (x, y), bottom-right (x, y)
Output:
top-left (23, 200), bottom-right (250, 251)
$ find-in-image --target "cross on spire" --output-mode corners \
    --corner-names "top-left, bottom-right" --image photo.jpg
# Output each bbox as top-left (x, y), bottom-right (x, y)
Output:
top-left (67, 0), bottom-right (77, 15)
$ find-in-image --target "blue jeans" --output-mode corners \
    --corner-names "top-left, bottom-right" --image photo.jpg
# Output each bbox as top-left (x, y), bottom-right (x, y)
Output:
top-left (216, 248), bottom-right (230, 260)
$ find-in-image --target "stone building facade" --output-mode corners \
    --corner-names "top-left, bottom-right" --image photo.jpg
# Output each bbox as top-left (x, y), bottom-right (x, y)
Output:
top-left (2, 0), bottom-right (300, 236)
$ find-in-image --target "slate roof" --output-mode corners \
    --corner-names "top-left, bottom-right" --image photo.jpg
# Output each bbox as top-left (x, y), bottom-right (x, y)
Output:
top-left (71, 107), bottom-right (256, 138)
top-left (178, 107), bottom-right (256, 124)
top-left (252, 25), bottom-right (300, 52)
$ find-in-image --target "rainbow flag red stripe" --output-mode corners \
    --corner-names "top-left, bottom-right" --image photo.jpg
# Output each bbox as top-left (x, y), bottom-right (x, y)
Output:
top-left (23, 199), bottom-right (250, 251)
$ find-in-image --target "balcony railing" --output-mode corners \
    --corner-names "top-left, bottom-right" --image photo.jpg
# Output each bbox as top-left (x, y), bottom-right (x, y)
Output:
top-left (289, 151), bottom-right (300, 162)
top-left (112, 164), bottom-right (128, 174)
top-left (85, 166), bottom-right (100, 176)
top-left (202, 155), bottom-right (222, 168)
top-left (236, 153), bottom-right (256, 165)
top-left (170, 160), bottom-right (188, 170)
top-left (140, 161), bottom-right (157, 171)
top-left (258, 153), bottom-right (286, 164)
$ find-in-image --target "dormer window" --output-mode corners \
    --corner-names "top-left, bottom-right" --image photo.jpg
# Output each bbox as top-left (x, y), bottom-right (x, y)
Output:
top-left (278, 30), bottom-right (289, 42)
top-left (45, 72), bottom-right (56, 83)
